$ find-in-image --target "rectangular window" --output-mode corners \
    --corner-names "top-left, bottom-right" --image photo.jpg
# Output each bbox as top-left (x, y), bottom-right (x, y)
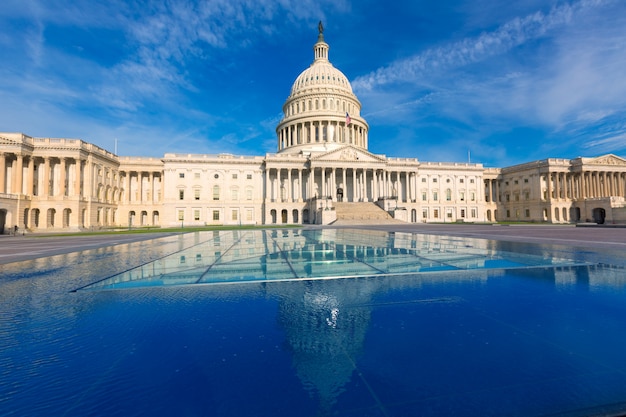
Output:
top-left (421, 178), bottom-right (426, 183)
top-left (433, 178), bottom-right (437, 183)
top-left (179, 190), bottom-right (184, 200)
top-left (460, 192), bottom-right (465, 201)
top-left (246, 209), bottom-right (253, 221)
top-left (232, 174), bottom-right (238, 179)
top-left (247, 174), bottom-right (252, 180)
top-left (194, 189), bottom-right (200, 200)
top-left (433, 192), bottom-right (438, 201)
top-left (422, 192), bottom-right (427, 201)
top-left (194, 210), bottom-right (200, 221)
top-left (422, 209), bottom-right (428, 218)
top-left (460, 209), bottom-right (466, 218)
top-left (471, 192), bottom-right (475, 201)
top-left (246, 189), bottom-right (253, 200)
top-left (213, 210), bottom-right (219, 221)
top-left (231, 210), bottom-right (238, 221)
top-left (194, 172), bottom-right (200, 179)
top-left (178, 210), bottom-right (184, 221)
top-left (525, 209), bottom-right (530, 217)
top-left (471, 208), bottom-right (477, 218)
top-left (433, 209), bottom-right (439, 219)
top-left (179, 172), bottom-right (185, 178)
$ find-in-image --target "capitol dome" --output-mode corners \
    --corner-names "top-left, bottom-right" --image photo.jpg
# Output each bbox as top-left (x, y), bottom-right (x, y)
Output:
top-left (276, 23), bottom-right (369, 154)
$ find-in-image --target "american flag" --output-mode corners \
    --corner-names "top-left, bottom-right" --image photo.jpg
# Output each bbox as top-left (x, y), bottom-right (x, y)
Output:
top-left (346, 112), bottom-right (351, 126)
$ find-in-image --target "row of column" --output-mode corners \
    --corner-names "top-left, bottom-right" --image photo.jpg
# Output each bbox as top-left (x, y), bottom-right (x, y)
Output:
top-left (266, 167), bottom-right (417, 203)
top-left (121, 171), bottom-right (162, 204)
top-left (485, 171), bottom-right (626, 204)
top-left (0, 153), bottom-right (87, 197)
top-left (278, 121), bottom-right (367, 150)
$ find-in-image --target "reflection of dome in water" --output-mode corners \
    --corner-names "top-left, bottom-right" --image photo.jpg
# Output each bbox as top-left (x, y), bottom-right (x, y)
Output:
top-left (271, 278), bottom-right (380, 412)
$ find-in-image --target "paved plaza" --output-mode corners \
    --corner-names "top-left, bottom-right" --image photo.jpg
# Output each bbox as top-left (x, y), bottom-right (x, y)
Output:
top-left (1, 224), bottom-right (625, 266)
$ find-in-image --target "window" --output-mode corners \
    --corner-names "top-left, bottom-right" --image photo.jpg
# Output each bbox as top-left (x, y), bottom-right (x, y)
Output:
top-left (180, 255), bottom-right (186, 264)
top-left (460, 209), bottom-right (466, 218)
top-left (178, 210), bottom-right (184, 221)
top-left (194, 210), bottom-right (200, 221)
top-left (471, 208), bottom-right (477, 218)
top-left (470, 179), bottom-right (475, 184)
top-left (194, 189), bottom-right (200, 200)
top-left (179, 190), bottom-right (184, 200)
top-left (524, 178), bottom-right (529, 183)
top-left (471, 192), bottom-right (475, 201)
top-left (179, 172), bottom-right (185, 178)
top-left (460, 192), bottom-right (465, 201)
top-left (231, 210), bottom-right (238, 221)
top-left (433, 209), bottom-right (439, 219)
top-left (460, 179), bottom-right (464, 183)
top-left (246, 188), bottom-right (253, 200)
top-left (524, 191), bottom-right (530, 200)
top-left (525, 209), bottom-right (530, 217)
top-left (446, 179), bottom-right (451, 183)
top-left (433, 192), bottom-right (438, 201)
top-left (231, 187), bottom-right (239, 201)
top-left (422, 209), bottom-right (428, 219)
top-left (421, 178), bottom-right (426, 183)
top-left (514, 180), bottom-right (519, 185)
top-left (213, 210), bottom-right (219, 221)
top-left (246, 209), bottom-right (253, 221)
top-left (247, 174), bottom-right (252, 180)
top-left (446, 189), bottom-right (451, 201)
top-left (422, 192), bottom-right (427, 201)
top-left (232, 174), bottom-right (238, 179)
top-left (506, 209), bottom-right (511, 218)
top-left (213, 185), bottom-right (220, 200)
top-left (214, 174), bottom-right (219, 179)
top-left (433, 178), bottom-right (437, 183)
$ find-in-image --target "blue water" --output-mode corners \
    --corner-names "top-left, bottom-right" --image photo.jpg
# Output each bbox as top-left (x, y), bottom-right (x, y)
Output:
top-left (2, 230), bottom-right (626, 416)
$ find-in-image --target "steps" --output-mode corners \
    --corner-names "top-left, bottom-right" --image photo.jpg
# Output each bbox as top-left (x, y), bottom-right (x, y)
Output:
top-left (332, 202), bottom-right (403, 224)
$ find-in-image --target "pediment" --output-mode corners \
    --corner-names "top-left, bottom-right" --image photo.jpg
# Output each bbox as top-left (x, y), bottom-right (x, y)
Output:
top-left (587, 154), bottom-right (626, 166)
top-left (311, 146), bottom-right (387, 163)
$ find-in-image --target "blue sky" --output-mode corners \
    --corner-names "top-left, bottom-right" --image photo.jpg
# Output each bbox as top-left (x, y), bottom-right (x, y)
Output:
top-left (1, 0), bottom-right (626, 167)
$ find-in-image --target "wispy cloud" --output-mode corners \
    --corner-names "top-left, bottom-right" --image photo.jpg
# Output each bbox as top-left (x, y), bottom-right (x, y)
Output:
top-left (353, 0), bottom-right (610, 92)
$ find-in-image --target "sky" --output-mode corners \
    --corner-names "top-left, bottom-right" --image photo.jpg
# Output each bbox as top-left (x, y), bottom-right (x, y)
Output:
top-left (1, 0), bottom-right (626, 167)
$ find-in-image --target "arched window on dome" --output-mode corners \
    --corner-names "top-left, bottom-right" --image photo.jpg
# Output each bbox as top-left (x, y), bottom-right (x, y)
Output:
top-left (322, 99), bottom-right (326, 109)
top-left (296, 103), bottom-right (299, 113)
top-left (308, 100), bottom-right (312, 110)
top-left (315, 100), bottom-right (319, 110)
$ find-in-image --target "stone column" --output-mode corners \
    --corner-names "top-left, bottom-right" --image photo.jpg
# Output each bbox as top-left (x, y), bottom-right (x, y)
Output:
top-left (298, 169), bottom-right (303, 201)
top-left (148, 172), bottom-right (154, 203)
top-left (74, 160), bottom-right (82, 197)
top-left (42, 157), bottom-right (50, 197)
top-left (0, 153), bottom-right (5, 194)
top-left (27, 157), bottom-right (34, 196)
top-left (13, 154), bottom-right (24, 194)
top-left (321, 167), bottom-right (326, 199)
top-left (287, 169), bottom-right (292, 202)
top-left (352, 168), bottom-right (357, 201)
top-left (59, 158), bottom-right (67, 197)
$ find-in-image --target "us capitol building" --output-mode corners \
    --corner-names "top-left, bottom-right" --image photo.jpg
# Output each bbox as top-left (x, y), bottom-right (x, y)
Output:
top-left (2, 25), bottom-right (626, 233)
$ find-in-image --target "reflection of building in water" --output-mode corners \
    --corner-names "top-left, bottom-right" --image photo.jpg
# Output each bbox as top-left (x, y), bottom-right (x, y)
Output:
top-left (3, 24), bottom-right (626, 234)
top-left (269, 278), bottom-right (380, 412)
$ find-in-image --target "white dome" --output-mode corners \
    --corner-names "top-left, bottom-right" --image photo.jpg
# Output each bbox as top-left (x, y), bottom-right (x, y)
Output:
top-left (276, 25), bottom-right (369, 155)
top-left (290, 62), bottom-right (354, 97)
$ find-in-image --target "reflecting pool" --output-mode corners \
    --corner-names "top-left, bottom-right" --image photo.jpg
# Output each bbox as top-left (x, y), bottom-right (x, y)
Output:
top-left (2, 229), bottom-right (626, 416)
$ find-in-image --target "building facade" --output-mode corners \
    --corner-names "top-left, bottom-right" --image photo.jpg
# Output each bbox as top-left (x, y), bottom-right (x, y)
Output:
top-left (2, 26), bottom-right (626, 233)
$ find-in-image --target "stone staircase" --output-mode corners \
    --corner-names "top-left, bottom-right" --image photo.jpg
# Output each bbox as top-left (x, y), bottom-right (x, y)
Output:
top-left (331, 202), bottom-right (403, 224)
